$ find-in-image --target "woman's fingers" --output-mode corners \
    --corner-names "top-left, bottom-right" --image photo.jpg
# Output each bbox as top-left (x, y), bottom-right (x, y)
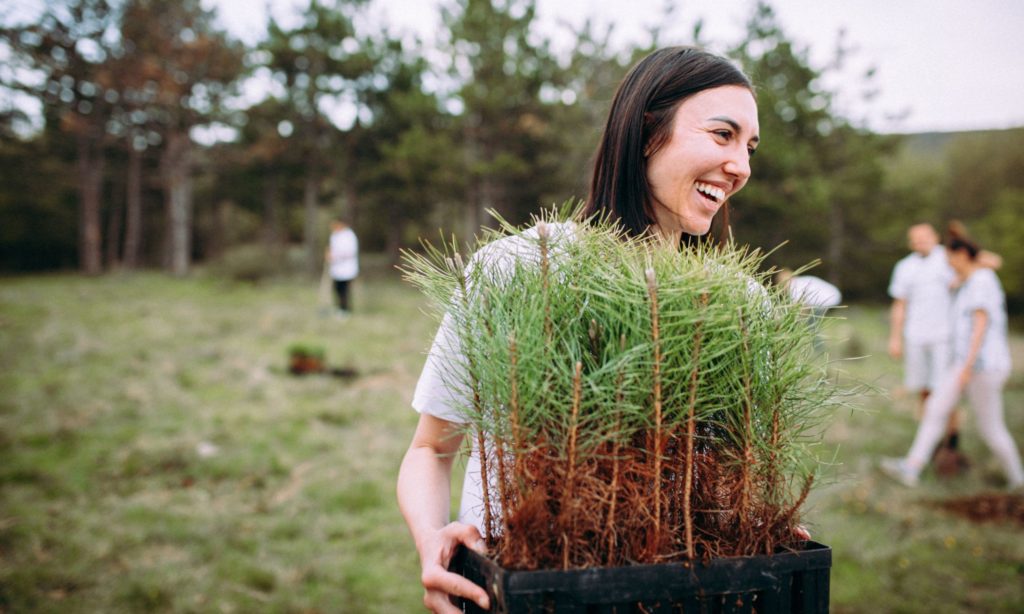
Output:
top-left (794, 524), bottom-right (811, 541)
top-left (442, 521), bottom-right (486, 554)
top-left (423, 588), bottom-right (461, 614)
top-left (419, 522), bottom-right (490, 611)
top-left (422, 565), bottom-right (490, 611)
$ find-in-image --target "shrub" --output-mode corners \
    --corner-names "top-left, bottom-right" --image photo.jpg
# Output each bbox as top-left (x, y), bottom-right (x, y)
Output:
top-left (213, 244), bottom-right (285, 283)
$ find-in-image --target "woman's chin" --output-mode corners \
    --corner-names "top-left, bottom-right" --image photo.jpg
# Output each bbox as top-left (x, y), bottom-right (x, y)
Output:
top-left (684, 220), bottom-right (713, 236)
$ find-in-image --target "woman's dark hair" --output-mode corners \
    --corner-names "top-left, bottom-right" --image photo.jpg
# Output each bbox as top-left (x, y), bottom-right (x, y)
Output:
top-left (946, 220), bottom-right (980, 260)
top-left (582, 46), bottom-right (753, 239)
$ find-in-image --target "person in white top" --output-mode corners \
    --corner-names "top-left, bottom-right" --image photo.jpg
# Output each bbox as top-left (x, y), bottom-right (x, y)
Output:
top-left (777, 270), bottom-right (842, 311)
top-left (776, 269), bottom-right (842, 353)
top-left (882, 235), bottom-right (1023, 489)
top-left (888, 224), bottom-right (956, 406)
top-left (886, 223), bottom-right (966, 469)
top-left (397, 47), bottom-right (768, 613)
top-left (325, 219), bottom-right (358, 314)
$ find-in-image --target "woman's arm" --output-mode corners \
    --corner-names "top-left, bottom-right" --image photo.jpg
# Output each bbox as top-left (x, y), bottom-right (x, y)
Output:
top-left (958, 309), bottom-right (988, 388)
top-left (888, 299), bottom-right (906, 359)
top-left (978, 250), bottom-right (1002, 271)
top-left (397, 414), bottom-right (489, 613)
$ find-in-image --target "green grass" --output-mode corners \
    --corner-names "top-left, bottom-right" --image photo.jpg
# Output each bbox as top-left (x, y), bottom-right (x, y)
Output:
top-left (1, 269), bottom-right (1023, 612)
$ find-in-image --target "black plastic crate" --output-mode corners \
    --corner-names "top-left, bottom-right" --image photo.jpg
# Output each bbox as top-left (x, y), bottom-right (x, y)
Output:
top-left (449, 541), bottom-right (831, 613)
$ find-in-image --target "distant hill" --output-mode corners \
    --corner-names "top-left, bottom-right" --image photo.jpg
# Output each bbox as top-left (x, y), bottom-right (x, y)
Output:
top-left (894, 127), bottom-right (1024, 162)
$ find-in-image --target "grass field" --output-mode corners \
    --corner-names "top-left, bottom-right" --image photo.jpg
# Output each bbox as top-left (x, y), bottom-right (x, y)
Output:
top-left (1, 263), bottom-right (1022, 613)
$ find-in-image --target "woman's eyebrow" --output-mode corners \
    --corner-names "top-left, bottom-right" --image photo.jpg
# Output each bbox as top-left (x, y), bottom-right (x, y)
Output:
top-left (708, 116), bottom-right (759, 144)
top-left (708, 116), bottom-right (740, 131)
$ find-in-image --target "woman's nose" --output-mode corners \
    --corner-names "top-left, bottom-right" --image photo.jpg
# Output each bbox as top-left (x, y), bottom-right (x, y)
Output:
top-left (724, 148), bottom-right (751, 181)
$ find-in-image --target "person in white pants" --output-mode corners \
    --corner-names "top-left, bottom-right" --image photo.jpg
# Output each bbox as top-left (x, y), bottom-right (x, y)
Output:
top-left (882, 235), bottom-right (1024, 489)
top-left (887, 224), bottom-right (965, 466)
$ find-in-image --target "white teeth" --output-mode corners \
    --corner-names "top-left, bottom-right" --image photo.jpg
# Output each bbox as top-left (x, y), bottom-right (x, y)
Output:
top-left (695, 182), bottom-right (725, 202)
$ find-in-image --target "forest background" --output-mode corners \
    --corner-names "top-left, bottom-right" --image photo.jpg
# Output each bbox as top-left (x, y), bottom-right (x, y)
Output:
top-left (2, 0), bottom-right (1023, 310)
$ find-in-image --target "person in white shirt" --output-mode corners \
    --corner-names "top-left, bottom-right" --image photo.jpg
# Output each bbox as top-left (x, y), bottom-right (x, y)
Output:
top-left (887, 223), bottom-right (965, 469)
top-left (888, 224), bottom-right (955, 407)
top-left (325, 219), bottom-right (358, 314)
top-left (397, 47), bottom-right (768, 613)
top-left (778, 271), bottom-right (842, 310)
top-left (776, 269), bottom-right (842, 353)
top-left (882, 235), bottom-right (1023, 489)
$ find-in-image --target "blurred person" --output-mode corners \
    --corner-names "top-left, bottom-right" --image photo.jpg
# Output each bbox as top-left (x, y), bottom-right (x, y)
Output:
top-left (881, 234), bottom-right (1023, 490)
top-left (886, 223), bottom-right (965, 473)
top-left (775, 269), bottom-right (841, 353)
top-left (776, 268), bottom-right (842, 311)
top-left (325, 219), bottom-right (358, 315)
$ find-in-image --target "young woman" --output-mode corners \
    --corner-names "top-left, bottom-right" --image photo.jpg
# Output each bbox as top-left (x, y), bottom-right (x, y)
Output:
top-left (882, 235), bottom-right (1024, 489)
top-left (397, 47), bottom-right (760, 613)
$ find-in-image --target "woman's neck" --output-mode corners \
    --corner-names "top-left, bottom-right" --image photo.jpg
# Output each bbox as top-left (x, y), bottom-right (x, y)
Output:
top-left (650, 223), bottom-right (683, 247)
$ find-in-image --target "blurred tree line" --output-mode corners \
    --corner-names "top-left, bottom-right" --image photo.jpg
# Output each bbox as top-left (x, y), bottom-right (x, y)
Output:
top-left (1, 0), bottom-right (1022, 307)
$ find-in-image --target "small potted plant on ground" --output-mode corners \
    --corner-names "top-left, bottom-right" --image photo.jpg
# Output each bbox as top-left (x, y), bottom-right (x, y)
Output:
top-left (287, 342), bottom-right (326, 375)
top-left (403, 210), bottom-right (837, 612)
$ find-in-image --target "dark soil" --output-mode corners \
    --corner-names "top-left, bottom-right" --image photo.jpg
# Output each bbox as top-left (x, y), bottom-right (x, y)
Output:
top-left (936, 493), bottom-right (1024, 526)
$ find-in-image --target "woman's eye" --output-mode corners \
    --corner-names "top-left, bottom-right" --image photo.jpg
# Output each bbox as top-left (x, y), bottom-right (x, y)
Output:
top-left (714, 130), bottom-right (732, 140)
top-left (748, 147), bottom-right (757, 157)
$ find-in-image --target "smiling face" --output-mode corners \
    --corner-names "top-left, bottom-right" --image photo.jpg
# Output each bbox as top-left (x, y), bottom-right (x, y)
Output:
top-left (644, 85), bottom-right (759, 237)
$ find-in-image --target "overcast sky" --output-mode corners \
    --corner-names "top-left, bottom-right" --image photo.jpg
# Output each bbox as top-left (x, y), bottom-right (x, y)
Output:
top-left (208, 0), bottom-right (1024, 135)
top-left (6, 0), bottom-right (1022, 134)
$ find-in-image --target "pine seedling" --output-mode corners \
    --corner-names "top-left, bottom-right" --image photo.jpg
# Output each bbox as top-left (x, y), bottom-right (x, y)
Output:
top-left (402, 205), bottom-right (838, 570)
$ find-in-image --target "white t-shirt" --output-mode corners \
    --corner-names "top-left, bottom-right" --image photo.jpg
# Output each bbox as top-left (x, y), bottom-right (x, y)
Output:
top-left (328, 227), bottom-right (358, 280)
top-left (888, 246), bottom-right (955, 343)
top-left (411, 222), bottom-right (576, 532)
top-left (788, 275), bottom-right (841, 308)
top-left (951, 268), bottom-right (1011, 373)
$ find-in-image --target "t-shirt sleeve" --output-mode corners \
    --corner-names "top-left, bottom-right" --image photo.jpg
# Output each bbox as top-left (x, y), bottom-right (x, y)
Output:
top-left (888, 260), bottom-right (909, 300)
top-left (962, 272), bottom-right (1002, 318)
top-left (412, 311), bottom-right (471, 423)
top-left (410, 244), bottom-right (503, 424)
top-left (411, 226), bottom-right (568, 423)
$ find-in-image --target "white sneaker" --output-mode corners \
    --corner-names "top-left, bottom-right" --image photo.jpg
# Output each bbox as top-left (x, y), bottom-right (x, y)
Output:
top-left (880, 457), bottom-right (919, 487)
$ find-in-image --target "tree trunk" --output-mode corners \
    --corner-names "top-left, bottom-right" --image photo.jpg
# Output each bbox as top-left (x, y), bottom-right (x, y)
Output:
top-left (105, 189), bottom-right (122, 269)
top-left (828, 199), bottom-right (843, 288)
top-left (161, 130), bottom-right (193, 277)
top-left (463, 119), bottom-right (482, 243)
top-left (464, 181), bottom-right (480, 245)
top-left (342, 181), bottom-right (358, 229)
top-left (386, 215), bottom-right (403, 265)
top-left (479, 174), bottom-right (497, 229)
top-left (262, 171), bottom-right (281, 249)
top-left (77, 134), bottom-right (105, 276)
top-left (206, 199), bottom-right (230, 261)
top-left (123, 144), bottom-right (143, 269)
top-left (303, 169), bottom-right (320, 276)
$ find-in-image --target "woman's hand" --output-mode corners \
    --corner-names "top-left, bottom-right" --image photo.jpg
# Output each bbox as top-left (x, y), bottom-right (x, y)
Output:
top-left (958, 366), bottom-right (973, 389)
top-left (398, 414), bottom-right (481, 612)
top-left (418, 522), bottom-right (490, 613)
top-left (887, 336), bottom-right (902, 360)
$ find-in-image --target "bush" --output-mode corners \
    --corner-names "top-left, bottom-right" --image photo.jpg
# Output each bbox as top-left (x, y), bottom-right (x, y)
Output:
top-left (212, 244), bottom-right (286, 283)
